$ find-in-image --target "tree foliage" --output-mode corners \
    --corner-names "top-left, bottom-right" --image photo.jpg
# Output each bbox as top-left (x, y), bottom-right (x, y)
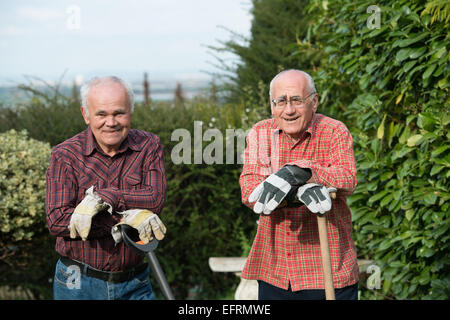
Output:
top-left (212, 0), bottom-right (322, 103)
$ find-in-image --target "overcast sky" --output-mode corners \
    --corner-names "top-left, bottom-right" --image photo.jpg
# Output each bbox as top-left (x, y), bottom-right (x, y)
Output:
top-left (0, 0), bottom-right (252, 85)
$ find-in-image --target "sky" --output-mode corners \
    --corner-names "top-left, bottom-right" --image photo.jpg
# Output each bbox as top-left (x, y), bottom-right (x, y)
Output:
top-left (0, 0), bottom-right (252, 86)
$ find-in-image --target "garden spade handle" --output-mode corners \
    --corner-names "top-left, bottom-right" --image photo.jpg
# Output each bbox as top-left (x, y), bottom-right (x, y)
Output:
top-left (317, 192), bottom-right (336, 300)
top-left (146, 250), bottom-right (175, 300)
top-left (118, 224), bottom-right (175, 300)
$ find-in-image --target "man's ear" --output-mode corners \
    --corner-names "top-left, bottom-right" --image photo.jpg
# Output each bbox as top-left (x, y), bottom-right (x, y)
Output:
top-left (311, 94), bottom-right (319, 113)
top-left (80, 106), bottom-right (90, 125)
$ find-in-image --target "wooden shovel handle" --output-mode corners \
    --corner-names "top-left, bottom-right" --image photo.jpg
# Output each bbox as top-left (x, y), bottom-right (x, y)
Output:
top-left (317, 191), bottom-right (336, 300)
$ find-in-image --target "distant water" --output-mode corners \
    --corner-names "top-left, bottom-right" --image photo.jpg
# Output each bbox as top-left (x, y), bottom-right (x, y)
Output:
top-left (0, 79), bottom-right (211, 106)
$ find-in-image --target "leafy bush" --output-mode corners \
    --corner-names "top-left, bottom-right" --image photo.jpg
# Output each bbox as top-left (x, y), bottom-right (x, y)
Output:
top-left (0, 129), bottom-right (50, 241)
top-left (0, 129), bottom-right (57, 299)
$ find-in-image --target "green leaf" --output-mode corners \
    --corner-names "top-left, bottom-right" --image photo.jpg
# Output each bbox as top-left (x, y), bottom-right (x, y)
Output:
top-left (423, 64), bottom-right (437, 80)
top-left (431, 46), bottom-right (447, 60)
top-left (405, 209), bottom-right (414, 221)
top-left (424, 192), bottom-right (437, 205)
top-left (365, 61), bottom-right (379, 74)
top-left (396, 48), bottom-right (411, 62)
top-left (399, 125), bottom-right (411, 144)
top-left (393, 33), bottom-right (429, 48)
top-left (380, 193), bottom-right (394, 207)
top-left (417, 269), bottom-right (431, 285)
top-left (431, 145), bottom-right (450, 157)
top-left (417, 113), bottom-right (438, 131)
top-left (378, 239), bottom-right (391, 251)
top-left (377, 114), bottom-right (386, 139)
top-left (403, 60), bottom-right (417, 73)
top-left (408, 46), bottom-right (427, 59)
top-left (368, 190), bottom-right (389, 204)
top-left (438, 77), bottom-right (449, 89)
top-left (380, 171), bottom-right (394, 181)
top-left (407, 134), bottom-right (423, 147)
top-left (430, 164), bottom-right (445, 176)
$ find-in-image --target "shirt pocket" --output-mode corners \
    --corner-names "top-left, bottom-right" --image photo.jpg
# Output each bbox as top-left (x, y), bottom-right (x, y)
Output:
top-left (124, 173), bottom-right (142, 190)
top-left (77, 174), bottom-right (99, 200)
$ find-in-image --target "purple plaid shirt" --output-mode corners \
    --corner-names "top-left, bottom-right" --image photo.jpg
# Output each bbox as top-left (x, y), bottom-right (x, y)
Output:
top-left (46, 127), bottom-right (166, 271)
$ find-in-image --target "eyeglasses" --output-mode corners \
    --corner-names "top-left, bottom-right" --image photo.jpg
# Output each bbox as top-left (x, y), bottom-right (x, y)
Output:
top-left (271, 92), bottom-right (316, 108)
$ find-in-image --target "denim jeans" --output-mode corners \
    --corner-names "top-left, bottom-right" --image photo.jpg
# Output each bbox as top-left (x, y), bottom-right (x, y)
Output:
top-left (53, 259), bottom-right (155, 300)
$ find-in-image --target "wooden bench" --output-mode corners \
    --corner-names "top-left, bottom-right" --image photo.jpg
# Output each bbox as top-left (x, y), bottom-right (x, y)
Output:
top-left (209, 257), bottom-right (375, 300)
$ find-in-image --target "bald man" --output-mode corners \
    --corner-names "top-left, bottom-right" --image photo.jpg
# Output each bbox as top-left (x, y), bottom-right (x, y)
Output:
top-left (240, 69), bottom-right (359, 300)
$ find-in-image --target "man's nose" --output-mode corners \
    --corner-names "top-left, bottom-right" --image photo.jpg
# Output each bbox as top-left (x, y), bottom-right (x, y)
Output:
top-left (284, 101), bottom-right (296, 114)
top-left (105, 115), bottom-right (118, 126)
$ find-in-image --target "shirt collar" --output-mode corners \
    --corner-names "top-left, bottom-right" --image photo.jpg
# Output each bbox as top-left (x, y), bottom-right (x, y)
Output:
top-left (82, 127), bottom-right (141, 156)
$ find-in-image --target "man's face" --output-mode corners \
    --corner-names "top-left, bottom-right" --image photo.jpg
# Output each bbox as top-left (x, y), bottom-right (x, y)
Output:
top-left (270, 71), bottom-right (318, 140)
top-left (81, 82), bottom-right (132, 155)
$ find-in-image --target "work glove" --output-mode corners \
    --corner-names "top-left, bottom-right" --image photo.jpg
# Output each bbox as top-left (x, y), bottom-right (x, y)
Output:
top-left (248, 165), bottom-right (312, 215)
top-left (69, 186), bottom-right (112, 240)
top-left (111, 209), bottom-right (167, 244)
top-left (296, 183), bottom-right (337, 215)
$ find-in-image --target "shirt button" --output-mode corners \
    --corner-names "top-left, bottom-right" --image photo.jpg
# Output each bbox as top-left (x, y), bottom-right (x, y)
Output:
top-left (287, 253), bottom-right (291, 257)
top-left (287, 232), bottom-right (291, 236)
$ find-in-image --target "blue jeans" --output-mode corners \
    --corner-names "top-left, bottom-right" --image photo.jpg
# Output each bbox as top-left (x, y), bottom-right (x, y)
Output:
top-left (53, 259), bottom-right (155, 300)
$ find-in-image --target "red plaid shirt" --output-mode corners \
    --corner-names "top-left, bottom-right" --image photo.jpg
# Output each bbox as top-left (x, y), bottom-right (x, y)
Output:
top-left (239, 114), bottom-right (359, 291)
top-left (46, 127), bottom-right (166, 271)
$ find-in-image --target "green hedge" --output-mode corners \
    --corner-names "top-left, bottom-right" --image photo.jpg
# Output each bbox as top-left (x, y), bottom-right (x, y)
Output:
top-left (295, 0), bottom-right (449, 299)
top-left (0, 129), bottom-right (57, 299)
top-left (0, 130), bottom-right (50, 241)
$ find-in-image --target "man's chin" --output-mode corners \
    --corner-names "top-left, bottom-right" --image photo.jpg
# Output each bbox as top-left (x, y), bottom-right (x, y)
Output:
top-left (281, 125), bottom-right (302, 136)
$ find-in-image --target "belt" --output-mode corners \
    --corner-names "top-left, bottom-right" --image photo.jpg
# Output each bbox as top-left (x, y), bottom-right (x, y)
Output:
top-left (60, 256), bottom-right (147, 283)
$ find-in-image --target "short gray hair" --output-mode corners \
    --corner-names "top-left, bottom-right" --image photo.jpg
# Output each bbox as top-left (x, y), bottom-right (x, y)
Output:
top-left (269, 69), bottom-right (317, 99)
top-left (80, 76), bottom-right (135, 116)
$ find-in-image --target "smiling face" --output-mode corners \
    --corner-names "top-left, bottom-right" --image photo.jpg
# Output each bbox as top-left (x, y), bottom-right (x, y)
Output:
top-left (270, 70), bottom-right (318, 140)
top-left (81, 81), bottom-right (132, 156)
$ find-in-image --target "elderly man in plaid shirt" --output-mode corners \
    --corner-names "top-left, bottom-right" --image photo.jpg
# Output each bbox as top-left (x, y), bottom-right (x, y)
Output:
top-left (240, 69), bottom-right (359, 300)
top-left (46, 76), bottom-right (166, 300)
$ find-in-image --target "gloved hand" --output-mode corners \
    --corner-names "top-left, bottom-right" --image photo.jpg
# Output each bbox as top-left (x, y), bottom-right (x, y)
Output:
top-left (111, 209), bottom-right (166, 244)
top-left (69, 186), bottom-right (112, 240)
top-left (296, 183), bottom-right (337, 215)
top-left (248, 165), bottom-right (312, 215)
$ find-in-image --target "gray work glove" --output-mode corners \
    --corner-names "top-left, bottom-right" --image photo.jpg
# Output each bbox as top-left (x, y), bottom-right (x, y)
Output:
top-left (249, 165), bottom-right (312, 215)
top-left (296, 183), bottom-right (337, 215)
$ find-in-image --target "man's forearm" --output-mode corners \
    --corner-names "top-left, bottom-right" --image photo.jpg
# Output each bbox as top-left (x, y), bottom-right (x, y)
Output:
top-left (96, 147), bottom-right (167, 213)
top-left (287, 160), bottom-right (357, 195)
top-left (96, 184), bottom-right (166, 214)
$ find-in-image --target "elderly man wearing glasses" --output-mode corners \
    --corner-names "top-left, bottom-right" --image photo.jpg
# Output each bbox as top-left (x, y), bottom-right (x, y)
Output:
top-left (239, 69), bottom-right (359, 300)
